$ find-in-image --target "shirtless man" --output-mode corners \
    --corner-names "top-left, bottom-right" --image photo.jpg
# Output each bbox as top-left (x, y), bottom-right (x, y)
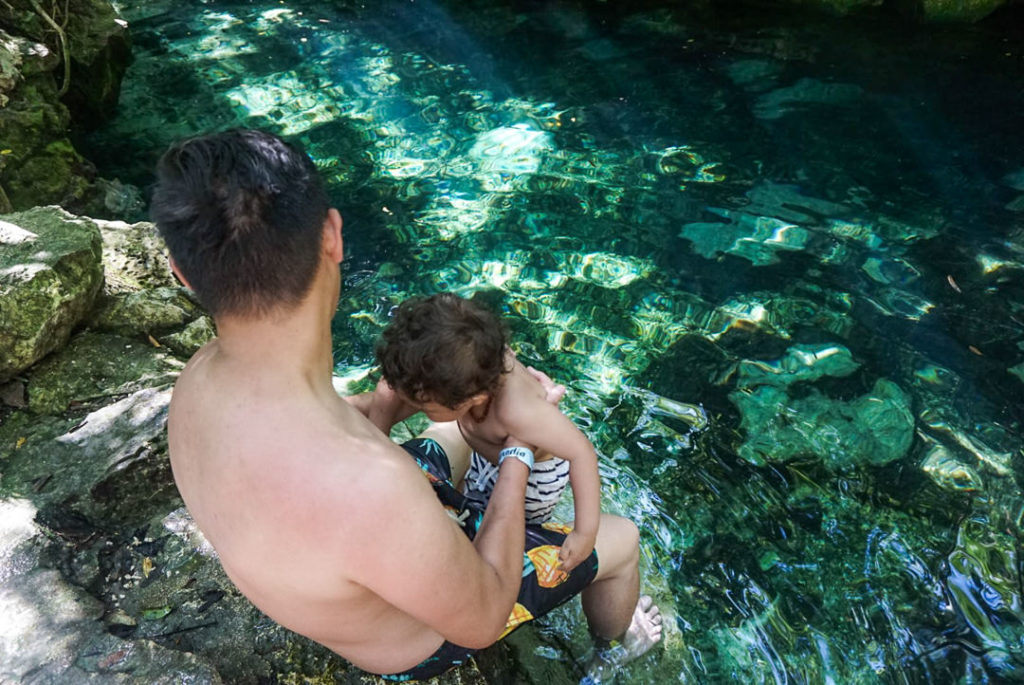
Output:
top-left (151, 128), bottom-right (661, 681)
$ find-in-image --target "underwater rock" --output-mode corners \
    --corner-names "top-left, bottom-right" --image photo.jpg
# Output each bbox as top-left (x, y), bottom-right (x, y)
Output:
top-left (730, 344), bottom-right (914, 467)
top-left (921, 443), bottom-right (983, 491)
top-left (25, 331), bottom-right (182, 415)
top-left (680, 211), bottom-right (811, 266)
top-left (736, 343), bottom-right (860, 388)
top-left (732, 378), bottom-right (914, 467)
top-left (467, 124), bottom-right (555, 192)
top-left (0, 206), bottom-right (104, 382)
top-left (943, 518), bottom-right (1024, 677)
top-left (723, 59), bottom-right (784, 93)
top-left (1003, 169), bottom-right (1024, 191)
top-left (910, 0), bottom-right (1007, 22)
top-left (1010, 361), bottom-right (1024, 384)
top-left (753, 78), bottom-right (863, 121)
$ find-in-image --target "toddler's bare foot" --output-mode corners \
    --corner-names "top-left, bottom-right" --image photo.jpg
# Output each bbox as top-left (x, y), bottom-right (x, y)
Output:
top-left (582, 595), bottom-right (663, 683)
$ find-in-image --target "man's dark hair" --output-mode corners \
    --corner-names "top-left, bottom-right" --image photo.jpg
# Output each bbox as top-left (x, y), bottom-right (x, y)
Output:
top-left (150, 128), bottom-right (330, 317)
top-left (376, 293), bottom-right (510, 409)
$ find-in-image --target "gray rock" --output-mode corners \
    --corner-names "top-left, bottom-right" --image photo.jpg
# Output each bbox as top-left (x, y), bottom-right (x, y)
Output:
top-left (0, 206), bottom-right (104, 382)
top-left (2, 387), bottom-right (174, 517)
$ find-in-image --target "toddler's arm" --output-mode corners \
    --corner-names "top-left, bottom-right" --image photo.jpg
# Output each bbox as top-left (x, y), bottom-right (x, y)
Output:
top-left (500, 397), bottom-right (601, 572)
top-left (363, 378), bottom-right (418, 434)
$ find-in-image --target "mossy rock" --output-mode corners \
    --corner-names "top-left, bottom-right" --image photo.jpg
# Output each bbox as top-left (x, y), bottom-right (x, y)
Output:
top-left (93, 286), bottom-right (202, 338)
top-left (162, 315), bottom-right (216, 358)
top-left (26, 331), bottom-right (182, 415)
top-left (0, 206), bottom-right (103, 382)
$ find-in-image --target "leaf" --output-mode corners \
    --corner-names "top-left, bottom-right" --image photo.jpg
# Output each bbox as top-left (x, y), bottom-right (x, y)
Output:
top-left (15, 437), bottom-right (26, 449)
top-left (141, 606), bottom-right (172, 620)
top-left (142, 557), bottom-right (154, 578)
top-left (147, 334), bottom-right (161, 348)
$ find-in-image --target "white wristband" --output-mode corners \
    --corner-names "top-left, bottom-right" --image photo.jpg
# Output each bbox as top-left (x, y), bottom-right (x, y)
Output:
top-left (498, 446), bottom-right (534, 472)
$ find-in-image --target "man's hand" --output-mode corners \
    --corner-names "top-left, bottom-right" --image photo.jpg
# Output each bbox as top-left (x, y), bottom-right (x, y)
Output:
top-left (526, 366), bottom-right (566, 406)
top-left (558, 528), bottom-right (597, 572)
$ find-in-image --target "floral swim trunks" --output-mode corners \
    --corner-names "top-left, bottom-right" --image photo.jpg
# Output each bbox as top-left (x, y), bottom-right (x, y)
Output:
top-left (379, 438), bottom-right (600, 682)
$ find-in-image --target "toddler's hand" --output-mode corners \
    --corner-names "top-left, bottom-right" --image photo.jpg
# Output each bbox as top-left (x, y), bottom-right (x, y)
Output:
top-left (558, 529), bottom-right (596, 572)
top-left (526, 366), bottom-right (566, 405)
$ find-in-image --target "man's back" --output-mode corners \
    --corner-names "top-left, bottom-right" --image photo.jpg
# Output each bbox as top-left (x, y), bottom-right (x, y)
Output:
top-left (167, 340), bottom-right (460, 673)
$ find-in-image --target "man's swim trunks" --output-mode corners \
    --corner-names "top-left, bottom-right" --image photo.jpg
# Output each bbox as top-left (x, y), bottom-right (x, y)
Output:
top-left (463, 451), bottom-right (571, 524)
top-left (379, 437), bottom-right (599, 682)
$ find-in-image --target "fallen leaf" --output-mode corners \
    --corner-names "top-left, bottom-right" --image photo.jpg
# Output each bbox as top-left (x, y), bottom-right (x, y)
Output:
top-left (969, 345), bottom-right (983, 356)
top-left (147, 334), bottom-right (161, 348)
top-left (141, 606), bottom-right (172, 620)
top-left (947, 275), bottom-right (962, 293)
top-left (97, 649), bottom-right (128, 669)
top-left (0, 149), bottom-right (11, 155)
top-left (142, 557), bottom-right (154, 578)
top-left (15, 437), bottom-right (26, 449)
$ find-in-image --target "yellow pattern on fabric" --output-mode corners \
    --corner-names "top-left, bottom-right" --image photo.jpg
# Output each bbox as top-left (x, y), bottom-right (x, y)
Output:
top-left (499, 602), bottom-right (534, 639)
top-left (526, 545), bottom-right (569, 588)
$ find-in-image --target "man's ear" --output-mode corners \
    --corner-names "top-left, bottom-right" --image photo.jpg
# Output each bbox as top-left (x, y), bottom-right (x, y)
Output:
top-left (323, 208), bottom-right (343, 264)
top-left (168, 256), bottom-right (193, 290)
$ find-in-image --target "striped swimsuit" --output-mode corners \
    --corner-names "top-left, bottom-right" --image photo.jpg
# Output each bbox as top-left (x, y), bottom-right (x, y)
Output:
top-left (463, 451), bottom-right (571, 523)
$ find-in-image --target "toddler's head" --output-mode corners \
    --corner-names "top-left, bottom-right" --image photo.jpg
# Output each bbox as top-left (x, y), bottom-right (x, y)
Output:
top-left (376, 293), bottom-right (510, 420)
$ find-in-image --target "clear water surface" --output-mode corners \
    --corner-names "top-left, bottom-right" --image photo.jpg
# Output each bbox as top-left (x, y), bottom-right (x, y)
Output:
top-left (85, 0), bottom-right (1024, 681)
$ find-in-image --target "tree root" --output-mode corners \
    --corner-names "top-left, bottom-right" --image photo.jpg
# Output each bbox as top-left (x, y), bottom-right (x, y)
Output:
top-left (27, 0), bottom-right (71, 97)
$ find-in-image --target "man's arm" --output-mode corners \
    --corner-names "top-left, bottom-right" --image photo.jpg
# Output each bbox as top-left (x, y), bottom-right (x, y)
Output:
top-left (339, 445), bottom-right (529, 648)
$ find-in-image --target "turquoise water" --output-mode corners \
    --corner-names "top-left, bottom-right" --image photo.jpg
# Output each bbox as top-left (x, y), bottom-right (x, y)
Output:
top-left (85, 1), bottom-right (1024, 681)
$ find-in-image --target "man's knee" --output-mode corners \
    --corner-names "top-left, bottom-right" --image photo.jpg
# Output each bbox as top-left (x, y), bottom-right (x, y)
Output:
top-left (595, 514), bottom-right (640, 576)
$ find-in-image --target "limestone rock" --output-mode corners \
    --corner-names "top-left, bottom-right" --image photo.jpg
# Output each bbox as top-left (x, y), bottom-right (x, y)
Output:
top-left (93, 287), bottom-right (201, 337)
top-left (26, 331), bottom-right (182, 414)
top-left (162, 315), bottom-right (216, 358)
top-left (2, 0), bottom-right (132, 128)
top-left (0, 31), bottom-right (93, 209)
top-left (92, 216), bottom-right (175, 292)
top-left (0, 206), bottom-right (103, 382)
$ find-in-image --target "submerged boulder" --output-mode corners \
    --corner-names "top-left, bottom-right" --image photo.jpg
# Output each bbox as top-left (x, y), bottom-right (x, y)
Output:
top-left (0, 206), bottom-right (103, 382)
top-left (730, 343), bottom-right (915, 467)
